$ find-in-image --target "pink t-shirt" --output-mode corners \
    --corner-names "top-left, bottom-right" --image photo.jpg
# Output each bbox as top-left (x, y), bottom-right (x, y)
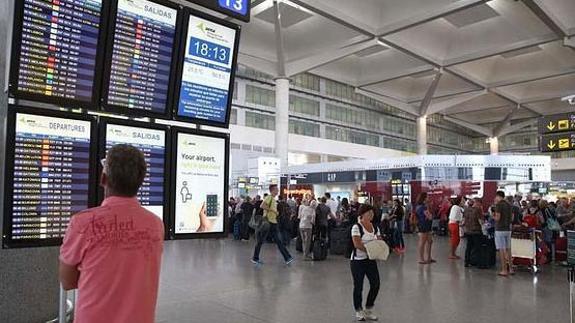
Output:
top-left (60, 196), bottom-right (164, 323)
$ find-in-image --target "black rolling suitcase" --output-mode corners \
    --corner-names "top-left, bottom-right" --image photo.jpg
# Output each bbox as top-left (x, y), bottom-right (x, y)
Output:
top-left (312, 237), bottom-right (328, 261)
top-left (472, 235), bottom-right (496, 269)
top-left (296, 233), bottom-right (303, 252)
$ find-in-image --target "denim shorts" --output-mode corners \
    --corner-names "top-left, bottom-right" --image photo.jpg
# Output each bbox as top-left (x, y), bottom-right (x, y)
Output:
top-left (494, 231), bottom-right (511, 250)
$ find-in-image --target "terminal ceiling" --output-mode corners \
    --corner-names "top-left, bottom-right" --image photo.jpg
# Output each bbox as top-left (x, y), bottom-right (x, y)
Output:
top-left (232, 0), bottom-right (575, 135)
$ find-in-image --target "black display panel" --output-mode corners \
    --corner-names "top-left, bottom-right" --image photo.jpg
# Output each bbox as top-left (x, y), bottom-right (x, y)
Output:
top-left (9, 0), bottom-right (108, 108)
top-left (102, 0), bottom-right (182, 118)
top-left (174, 9), bottom-right (240, 128)
top-left (99, 118), bottom-right (171, 237)
top-left (3, 106), bottom-right (97, 248)
top-left (170, 127), bottom-right (229, 239)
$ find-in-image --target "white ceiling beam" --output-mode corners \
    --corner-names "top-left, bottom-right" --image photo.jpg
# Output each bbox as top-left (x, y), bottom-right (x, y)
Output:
top-left (497, 119), bottom-right (537, 137)
top-left (492, 106), bottom-right (519, 136)
top-left (285, 38), bottom-right (379, 77)
top-left (444, 34), bottom-right (558, 66)
top-left (273, 0), bottom-right (287, 77)
top-left (375, 0), bottom-right (489, 36)
top-left (419, 71), bottom-right (443, 116)
top-left (427, 90), bottom-right (487, 115)
top-left (237, 53), bottom-right (278, 77)
top-left (355, 88), bottom-right (420, 116)
top-left (566, 37), bottom-right (575, 49)
top-left (443, 116), bottom-right (494, 137)
top-left (357, 65), bottom-right (435, 88)
top-left (287, 0), bottom-right (376, 36)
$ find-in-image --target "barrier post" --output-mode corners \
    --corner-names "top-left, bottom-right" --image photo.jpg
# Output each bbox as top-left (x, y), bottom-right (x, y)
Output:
top-left (570, 267), bottom-right (575, 323)
top-left (58, 286), bottom-right (67, 323)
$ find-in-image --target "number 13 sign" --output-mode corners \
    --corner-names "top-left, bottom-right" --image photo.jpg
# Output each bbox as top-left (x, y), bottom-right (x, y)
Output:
top-left (218, 0), bottom-right (248, 16)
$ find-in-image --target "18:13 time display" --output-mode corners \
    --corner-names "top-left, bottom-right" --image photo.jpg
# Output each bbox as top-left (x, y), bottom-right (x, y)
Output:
top-left (189, 37), bottom-right (231, 65)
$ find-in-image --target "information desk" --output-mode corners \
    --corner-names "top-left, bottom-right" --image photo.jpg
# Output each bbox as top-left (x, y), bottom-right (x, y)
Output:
top-left (100, 119), bottom-right (170, 224)
top-left (3, 106), bottom-right (97, 248)
top-left (103, 0), bottom-right (181, 117)
top-left (9, 0), bottom-right (107, 107)
top-left (175, 10), bottom-right (240, 127)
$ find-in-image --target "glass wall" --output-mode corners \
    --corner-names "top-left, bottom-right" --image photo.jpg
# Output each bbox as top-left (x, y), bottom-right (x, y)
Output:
top-left (291, 73), bottom-right (320, 92)
top-left (289, 119), bottom-right (320, 137)
top-left (325, 103), bottom-right (380, 130)
top-left (245, 85), bottom-right (275, 107)
top-left (325, 126), bottom-right (380, 147)
top-left (290, 95), bottom-right (320, 116)
top-left (245, 111), bottom-right (275, 130)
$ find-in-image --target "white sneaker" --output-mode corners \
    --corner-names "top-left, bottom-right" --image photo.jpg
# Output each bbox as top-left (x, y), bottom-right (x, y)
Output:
top-left (364, 308), bottom-right (378, 321)
top-left (355, 310), bottom-right (366, 321)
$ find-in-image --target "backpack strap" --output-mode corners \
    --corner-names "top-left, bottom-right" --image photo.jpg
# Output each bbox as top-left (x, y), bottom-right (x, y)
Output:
top-left (353, 224), bottom-right (378, 259)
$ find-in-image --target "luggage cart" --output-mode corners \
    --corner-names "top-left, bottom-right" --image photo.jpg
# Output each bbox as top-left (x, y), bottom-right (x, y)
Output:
top-left (511, 229), bottom-right (539, 274)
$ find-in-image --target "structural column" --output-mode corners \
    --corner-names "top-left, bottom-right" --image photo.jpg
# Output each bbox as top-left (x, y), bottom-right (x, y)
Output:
top-left (275, 78), bottom-right (290, 170)
top-left (416, 116), bottom-right (427, 155)
top-left (489, 137), bottom-right (499, 155)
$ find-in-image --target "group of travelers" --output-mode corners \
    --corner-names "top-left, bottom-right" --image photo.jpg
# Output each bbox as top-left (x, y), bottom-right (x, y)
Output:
top-left (59, 143), bottom-right (575, 323)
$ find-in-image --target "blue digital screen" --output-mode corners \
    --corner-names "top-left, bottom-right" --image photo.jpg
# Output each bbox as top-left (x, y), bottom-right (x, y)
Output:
top-left (218, 0), bottom-right (248, 16)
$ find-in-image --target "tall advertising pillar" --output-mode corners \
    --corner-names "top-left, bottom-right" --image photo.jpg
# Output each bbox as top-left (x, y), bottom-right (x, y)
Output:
top-left (275, 78), bottom-right (290, 170)
top-left (416, 116), bottom-right (427, 155)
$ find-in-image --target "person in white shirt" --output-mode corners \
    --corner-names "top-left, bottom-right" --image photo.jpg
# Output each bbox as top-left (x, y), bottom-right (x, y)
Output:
top-left (325, 193), bottom-right (339, 222)
top-left (298, 196), bottom-right (316, 260)
top-left (448, 197), bottom-right (464, 260)
top-left (350, 204), bottom-right (382, 321)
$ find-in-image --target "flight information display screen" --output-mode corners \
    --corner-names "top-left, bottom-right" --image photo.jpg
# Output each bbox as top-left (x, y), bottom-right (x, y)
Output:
top-left (104, 122), bottom-right (167, 219)
top-left (12, 0), bottom-right (104, 105)
top-left (3, 110), bottom-right (94, 247)
top-left (105, 0), bottom-right (178, 115)
top-left (176, 11), bottom-right (239, 126)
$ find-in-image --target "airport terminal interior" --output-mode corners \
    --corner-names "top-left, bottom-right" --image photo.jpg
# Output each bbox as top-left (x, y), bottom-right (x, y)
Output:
top-left (1, 0), bottom-right (575, 322)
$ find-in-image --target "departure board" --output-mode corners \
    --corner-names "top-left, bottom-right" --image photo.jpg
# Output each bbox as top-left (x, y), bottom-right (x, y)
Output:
top-left (176, 11), bottom-right (239, 126)
top-left (3, 111), bottom-right (94, 247)
top-left (12, 0), bottom-right (104, 105)
top-left (104, 123), bottom-right (167, 219)
top-left (105, 0), bottom-right (178, 115)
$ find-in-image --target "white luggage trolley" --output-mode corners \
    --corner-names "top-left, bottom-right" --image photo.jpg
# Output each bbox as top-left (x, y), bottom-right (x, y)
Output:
top-left (511, 229), bottom-right (539, 274)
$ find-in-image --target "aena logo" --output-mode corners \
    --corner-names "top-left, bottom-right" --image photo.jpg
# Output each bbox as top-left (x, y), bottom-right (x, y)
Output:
top-left (197, 22), bottom-right (216, 34)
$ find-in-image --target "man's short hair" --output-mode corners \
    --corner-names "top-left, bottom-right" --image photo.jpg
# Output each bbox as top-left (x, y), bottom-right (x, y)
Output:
top-left (105, 144), bottom-right (147, 197)
top-left (325, 192), bottom-right (331, 199)
top-left (496, 191), bottom-right (505, 199)
top-left (269, 184), bottom-right (278, 192)
top-left (320, 197), bottom-right (327, 203)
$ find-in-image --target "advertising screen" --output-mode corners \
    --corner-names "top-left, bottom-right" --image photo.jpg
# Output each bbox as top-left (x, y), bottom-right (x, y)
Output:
top-left (104, 0), bottom-right (179, 116)
top-left (173, 130), bottom-right (228, 235)
top-left (103, 121), bottom-right (168, 220)
top-left (3, 108), bottom-right (96, 248)
top-left (10, 0), bottom-right (105, 106)
top-left (176, 11), bottom-right (239, 126)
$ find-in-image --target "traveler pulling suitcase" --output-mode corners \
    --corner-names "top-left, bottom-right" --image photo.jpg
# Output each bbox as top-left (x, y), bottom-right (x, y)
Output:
top-left (312, 237), bottom-right (328, 261)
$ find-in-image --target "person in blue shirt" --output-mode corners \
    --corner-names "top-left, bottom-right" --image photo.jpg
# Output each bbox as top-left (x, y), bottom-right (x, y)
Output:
top-left (416, 192), bottom-right (435, 264)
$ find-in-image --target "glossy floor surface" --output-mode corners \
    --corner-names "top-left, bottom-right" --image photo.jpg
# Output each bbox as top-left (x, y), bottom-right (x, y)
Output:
top-left (156, 234), bottom-right (569, 323)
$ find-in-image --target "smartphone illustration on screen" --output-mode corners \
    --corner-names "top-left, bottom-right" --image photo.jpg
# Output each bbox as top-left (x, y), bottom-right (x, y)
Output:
top-left (206, 194), bottom-right (218, 217)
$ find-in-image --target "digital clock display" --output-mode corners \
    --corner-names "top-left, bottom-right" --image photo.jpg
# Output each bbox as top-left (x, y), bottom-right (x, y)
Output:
top-left (176, 13), bottom-right (238, 126)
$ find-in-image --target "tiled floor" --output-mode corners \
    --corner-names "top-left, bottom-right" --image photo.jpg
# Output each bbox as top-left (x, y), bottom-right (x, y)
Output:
top-left (156, 235), bottom-right (570, 323)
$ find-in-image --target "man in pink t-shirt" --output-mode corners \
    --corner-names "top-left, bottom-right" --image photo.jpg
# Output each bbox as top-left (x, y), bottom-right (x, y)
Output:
top-left (59, 144), bottom-right (164, 323)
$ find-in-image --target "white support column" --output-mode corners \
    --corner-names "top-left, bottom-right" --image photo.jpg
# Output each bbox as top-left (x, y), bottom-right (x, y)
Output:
top-left (416, 116), bottom-right (428, 155)
top-left (275, 78), bottom-right (290, 170)
top-left (489, 137), bottom-right (499, 155)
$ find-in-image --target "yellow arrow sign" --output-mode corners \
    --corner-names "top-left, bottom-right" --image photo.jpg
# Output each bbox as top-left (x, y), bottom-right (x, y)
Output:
top-left (547, 140), bottom-right (556, 150)
top-left (547, 121), bottom-right (556, 131)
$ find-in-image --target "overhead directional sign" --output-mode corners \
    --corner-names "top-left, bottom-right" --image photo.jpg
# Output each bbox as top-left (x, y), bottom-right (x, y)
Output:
top-left (540, 132), bottom-right (575, 152)
top-left (538, 113), bottom-right (575, 134)
top-left (188, 0), bottom-right (251, 22)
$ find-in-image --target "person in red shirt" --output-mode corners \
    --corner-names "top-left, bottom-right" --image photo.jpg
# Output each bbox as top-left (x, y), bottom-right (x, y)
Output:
top-left (59, 144), bottom-right (164, 323)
